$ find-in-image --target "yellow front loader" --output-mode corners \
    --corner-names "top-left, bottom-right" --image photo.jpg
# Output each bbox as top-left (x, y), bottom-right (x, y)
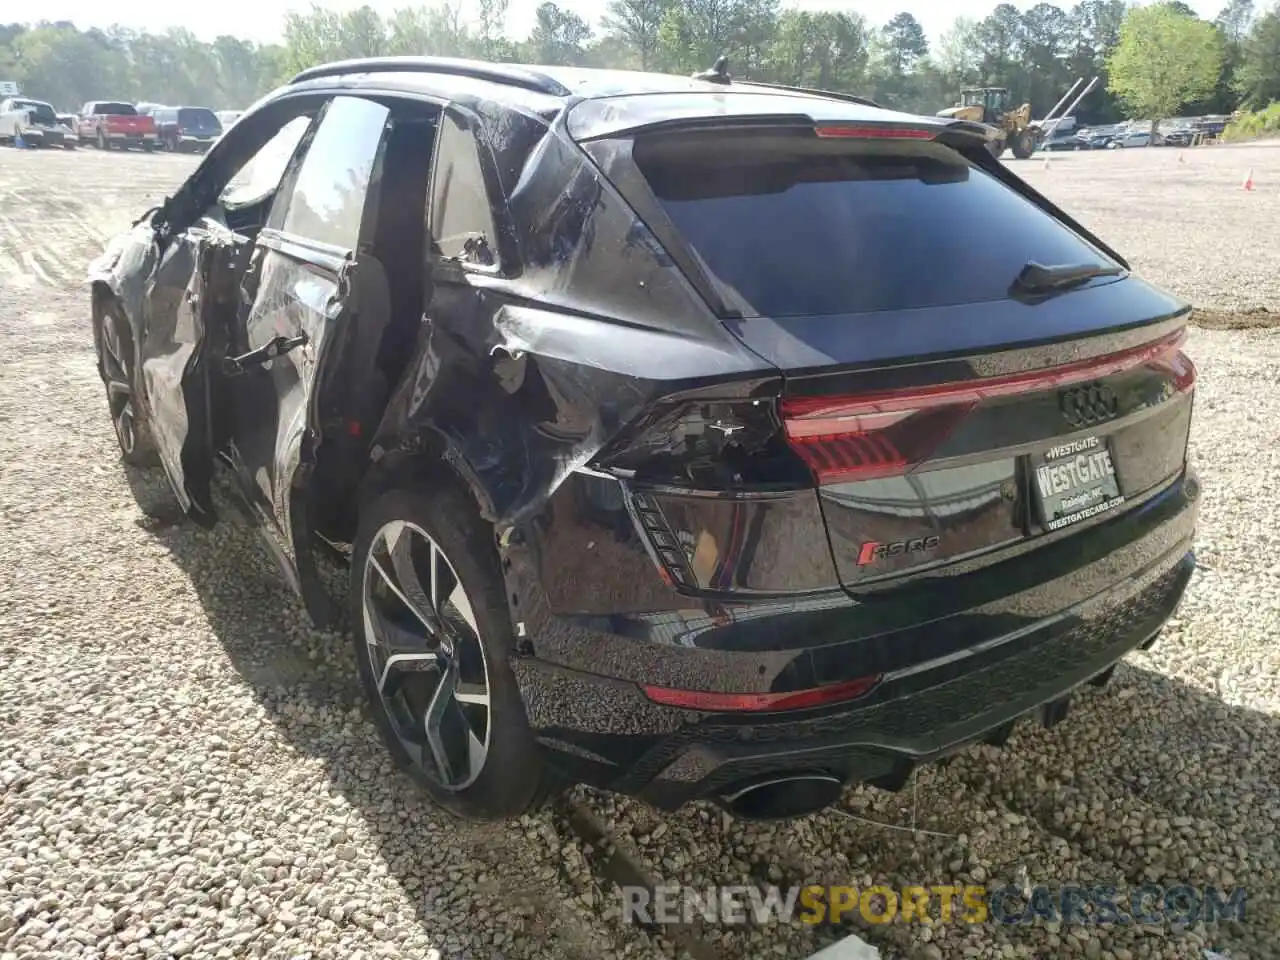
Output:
top-left (937, 78), bottom-right (1099, 160)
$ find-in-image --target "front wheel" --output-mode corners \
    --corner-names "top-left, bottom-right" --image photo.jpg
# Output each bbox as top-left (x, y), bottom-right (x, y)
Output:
top-left (94, 298), bottom-right (157, 467)
top-left (351, 482), bottom-right (550, 821)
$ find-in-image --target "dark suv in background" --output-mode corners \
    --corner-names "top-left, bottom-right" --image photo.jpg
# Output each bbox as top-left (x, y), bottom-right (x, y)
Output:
top-left (147, 106), bottom-right (223, 152)
top-left (89, 57), bottom-right (1199, 823)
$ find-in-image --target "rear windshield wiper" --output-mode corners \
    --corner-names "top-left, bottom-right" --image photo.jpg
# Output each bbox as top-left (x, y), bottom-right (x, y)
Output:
top-left (1013, 261), bottom-right (1125, 294)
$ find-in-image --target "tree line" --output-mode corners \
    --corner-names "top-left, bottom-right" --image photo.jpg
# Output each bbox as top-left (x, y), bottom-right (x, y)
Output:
top-left (1, 0), bottom-right (1278, 125)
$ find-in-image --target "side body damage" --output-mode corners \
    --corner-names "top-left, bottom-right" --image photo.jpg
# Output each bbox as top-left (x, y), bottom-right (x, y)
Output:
top-left (87, 81), bottom-right (773, 629)
top-left (87, 64), bottom-right (1198, 816)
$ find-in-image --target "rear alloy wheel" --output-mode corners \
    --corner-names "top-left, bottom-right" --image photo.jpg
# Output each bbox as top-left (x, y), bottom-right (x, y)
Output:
top-left (95, 300), bottom-right (157, 467)
top-left (352, 486), bottom-right (548, 820)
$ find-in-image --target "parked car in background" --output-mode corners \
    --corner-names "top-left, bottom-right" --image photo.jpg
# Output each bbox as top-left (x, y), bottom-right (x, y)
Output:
top-left (216, 110), bottom-right (243, 129)
top-left (1042, 129), bottom-right (1088, 151)
top-left (150, 106), bottom-right (223, 152)
top-left (1192, 118), bottom-right (1227, 141)
top-left (78, 101), bottom-right (158, 151)
top-left (1110, 129), bottom-right (1162, 148)
top-left (1077, 127), bottom-right (1116, 149)
top-left (1162, 128), bottom-right (1194, 148)
top-left (88, 56), bottom-right (1199, 824)
top-left (0, 96), bottom-right (77, 148)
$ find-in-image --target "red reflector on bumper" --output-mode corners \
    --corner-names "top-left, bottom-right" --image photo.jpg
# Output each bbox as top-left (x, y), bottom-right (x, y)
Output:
top-left (641, 675), bottom-right (881, 712)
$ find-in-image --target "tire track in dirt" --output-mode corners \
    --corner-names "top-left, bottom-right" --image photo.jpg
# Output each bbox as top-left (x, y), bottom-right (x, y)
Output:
top-left (0, 149), bottom-right (193, 288)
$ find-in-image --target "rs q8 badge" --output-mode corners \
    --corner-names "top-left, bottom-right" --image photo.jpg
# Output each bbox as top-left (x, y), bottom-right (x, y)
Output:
top-left (857, 536), bottom-right (941, 566)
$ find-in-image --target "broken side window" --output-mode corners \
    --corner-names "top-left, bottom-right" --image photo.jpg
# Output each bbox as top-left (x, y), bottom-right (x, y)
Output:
top-left (220, 115), bottom-right (313, 212)
top-left (430, 110), bottom-right (499, 269)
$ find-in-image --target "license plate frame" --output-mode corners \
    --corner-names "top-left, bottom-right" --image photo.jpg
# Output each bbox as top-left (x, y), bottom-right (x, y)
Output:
top-left (1031, 435), bottom-right (1125, 532)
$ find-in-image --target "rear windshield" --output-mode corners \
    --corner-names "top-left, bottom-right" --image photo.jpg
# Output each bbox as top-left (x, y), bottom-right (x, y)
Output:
top-left (631, 131), bottom-right (1117, 318)
top-left (179, 108), bottom-right (219, 128)
top-left (95, 103), bottom-right (137, 116)
top-left (15, 100), bottom-right (56, 124)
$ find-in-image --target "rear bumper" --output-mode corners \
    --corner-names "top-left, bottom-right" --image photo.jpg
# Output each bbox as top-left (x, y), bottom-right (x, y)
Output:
top-left (511, 470), bottom-right (1198, 808)
top-left (19, 128), bottom-right (66, 146)
top-left (106, 132), bottom-right (157, 145)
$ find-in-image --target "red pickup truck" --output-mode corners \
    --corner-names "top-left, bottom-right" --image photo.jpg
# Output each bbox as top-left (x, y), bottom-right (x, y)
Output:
top-left (77, 101), bottom-right (158, 151)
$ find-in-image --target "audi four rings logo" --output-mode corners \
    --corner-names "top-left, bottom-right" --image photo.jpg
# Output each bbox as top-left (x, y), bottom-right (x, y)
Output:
top-left (1059, 381), bottom-right (1119, 429)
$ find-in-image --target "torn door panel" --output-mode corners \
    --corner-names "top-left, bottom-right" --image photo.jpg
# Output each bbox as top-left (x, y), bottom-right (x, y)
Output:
top-left (135, 224), bottom-right (241, 523)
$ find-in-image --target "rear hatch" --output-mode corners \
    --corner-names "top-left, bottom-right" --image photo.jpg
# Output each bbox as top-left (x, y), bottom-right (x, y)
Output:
top-left (575, 97), bottom-right (1195, 592)
top-left (98, 103), bottom-right (153, 135)
top-left (178, 107), bottom-right (222, 138)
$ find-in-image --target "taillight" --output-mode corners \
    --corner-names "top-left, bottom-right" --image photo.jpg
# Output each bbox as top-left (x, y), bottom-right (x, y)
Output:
top-left (592, 397), bottom-right (807, 489)
top-left (1165, 350), bottom-right (1197, 393)
top-left (780, 330), bottom-right (1190, 486)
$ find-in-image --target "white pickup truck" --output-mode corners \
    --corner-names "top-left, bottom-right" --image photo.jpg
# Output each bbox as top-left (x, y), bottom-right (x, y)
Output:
top-left (0, 96), bottom-right (77, 148)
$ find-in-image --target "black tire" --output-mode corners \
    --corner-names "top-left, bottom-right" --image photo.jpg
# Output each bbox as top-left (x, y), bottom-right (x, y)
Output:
top-left (96, 129), bottom-right (106, 150)
top-left (142, 141), bottom-right (155, 153)
top-left (350, 480), bottom-right (550, 821)
top-left (93, 297), bottom-right (159, 468)
top-left (1010, 131), bottom-right (1036, 159)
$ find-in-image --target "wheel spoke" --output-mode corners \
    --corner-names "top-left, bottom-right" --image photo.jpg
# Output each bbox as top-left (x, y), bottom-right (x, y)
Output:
top-left (453, 680), bottom-right (489, 706)
top-left (386, 522), bottom-right (442, 627)
top-left (368, 553), bottom-right (436, 632)
top-left (377, 651), bottom-right (438, 694)
top-left (101, 324), bottom-right (124, 368)
top-left (424, 664), bottom-right (461, 784)
top-left (466, 729), bottom-right (486, 775)
top-left (446, 578), bottom-right (478, 636)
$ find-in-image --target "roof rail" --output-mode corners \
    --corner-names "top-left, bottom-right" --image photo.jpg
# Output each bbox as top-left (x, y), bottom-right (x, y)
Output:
top-left (733, 79), bottom-right (883, 110)
top-left (289, 56), bottom-right (572, 97)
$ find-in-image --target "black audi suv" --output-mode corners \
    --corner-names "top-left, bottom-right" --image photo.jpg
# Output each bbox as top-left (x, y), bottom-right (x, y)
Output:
top-left (88, 56), bottom-right (1198, 822)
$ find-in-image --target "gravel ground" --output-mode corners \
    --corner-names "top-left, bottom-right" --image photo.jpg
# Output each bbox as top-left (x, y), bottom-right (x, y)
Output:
top-left (2, 143), bottom-right (1278, 960)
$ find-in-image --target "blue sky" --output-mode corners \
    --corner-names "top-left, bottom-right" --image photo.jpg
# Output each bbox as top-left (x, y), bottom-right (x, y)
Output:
top-left (36, 0), bottom-right (1224, 47)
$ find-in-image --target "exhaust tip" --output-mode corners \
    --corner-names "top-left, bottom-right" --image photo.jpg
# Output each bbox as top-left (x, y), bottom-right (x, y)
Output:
top-left (720, 774), bottom-right (844, 821)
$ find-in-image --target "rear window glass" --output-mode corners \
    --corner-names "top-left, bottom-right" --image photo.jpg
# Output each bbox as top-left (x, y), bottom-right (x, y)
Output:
top-left (631, 132), bottom-right (1116, 318)
top-left (15, 101), bottom-right (56, 124)
top-left (94, 103), bottom-right (137, 116)
top-left (179, 108), bottom-right (219, 128)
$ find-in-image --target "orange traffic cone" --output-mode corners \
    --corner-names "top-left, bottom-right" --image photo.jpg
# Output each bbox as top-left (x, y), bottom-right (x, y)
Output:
top-left (1243, 169), bottom-right (1255, 191)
